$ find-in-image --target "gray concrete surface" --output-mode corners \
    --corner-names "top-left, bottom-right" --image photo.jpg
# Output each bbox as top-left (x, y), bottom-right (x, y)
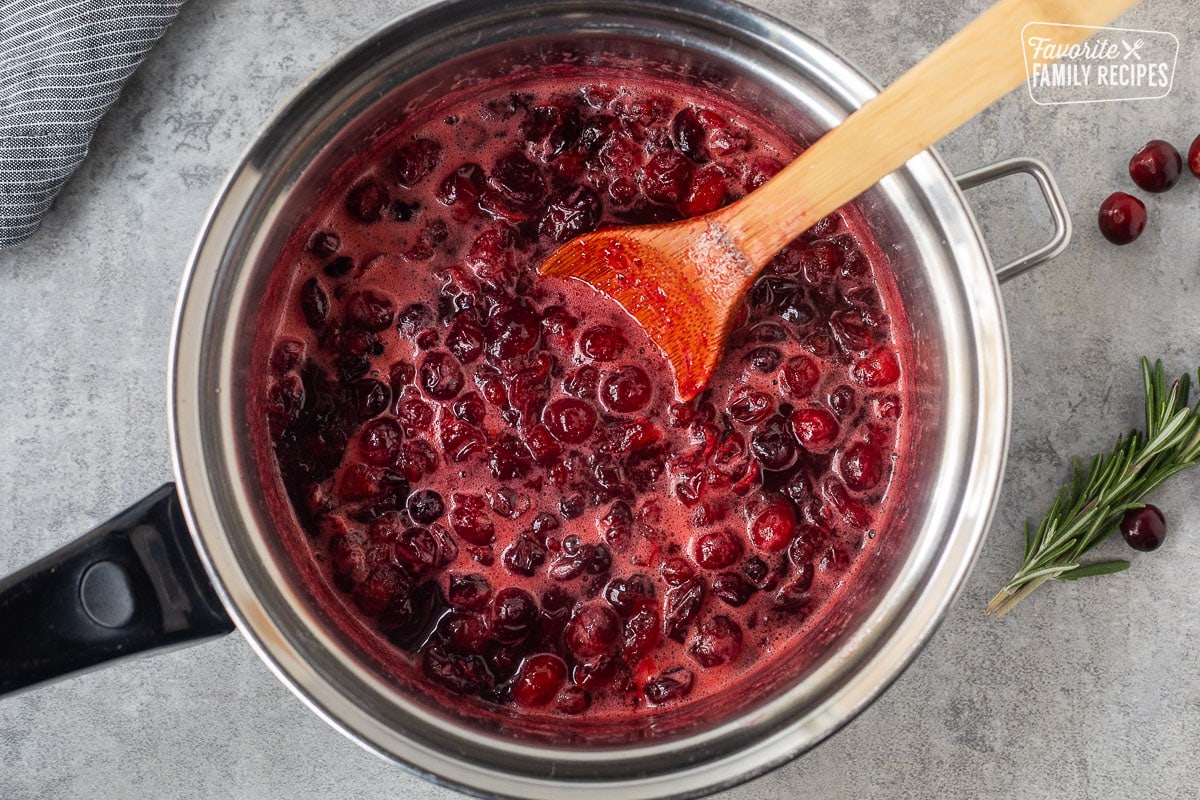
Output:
top-left (2, 1), bottom-right (1198, 797)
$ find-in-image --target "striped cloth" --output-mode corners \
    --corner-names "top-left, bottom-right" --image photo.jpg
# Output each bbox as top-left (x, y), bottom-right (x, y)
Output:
top-left (0, 0), bottom-right (183, 248)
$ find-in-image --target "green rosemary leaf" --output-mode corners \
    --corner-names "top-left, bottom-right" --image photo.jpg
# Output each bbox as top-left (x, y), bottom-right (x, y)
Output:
top-left (1058, 560), bottom-right (1131, 580)
top-left (987, 358), bottom-right (1200, 617)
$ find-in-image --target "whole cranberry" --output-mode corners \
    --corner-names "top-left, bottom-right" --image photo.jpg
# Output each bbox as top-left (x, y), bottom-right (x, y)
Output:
top-left (512, 654), bottom-right (567, 707)
top-left (1189, 135), bottom-right (1200, 178)
top-left (1129, 139), bottom-right (1182, 193)
top-left (1120, 504), bottom-right (1166, 552)
top-left (1097, 192), bottom-right (1147, 245)
top-left (565, 603), bottom-right (620, 659)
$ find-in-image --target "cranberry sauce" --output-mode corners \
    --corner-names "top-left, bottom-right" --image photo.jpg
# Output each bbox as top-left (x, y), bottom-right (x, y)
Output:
top-left (253, 73), bottom-right (909, 722)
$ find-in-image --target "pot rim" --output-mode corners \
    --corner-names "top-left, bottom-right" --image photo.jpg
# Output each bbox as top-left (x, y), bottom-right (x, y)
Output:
top-left (168, 0), bottom-right (1011, 797)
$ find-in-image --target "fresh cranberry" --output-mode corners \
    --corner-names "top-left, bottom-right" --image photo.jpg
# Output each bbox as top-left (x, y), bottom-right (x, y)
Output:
top-left (490, 587), bottom-right (538, 643)
top-left (1097, 191), bottom-right (1147, 245)
top-left (1129, 139), bottom-right (1182, 192)
top-left (579, 325), bottom-right (627, 361)
top-left (448, 493), bottom-right (495, 545)
top-left (393, 138), bottom-right (442, 187)
top-left (539, 185), bottom-right (602, 242)
top-left (346, 179), bottom-right (390, 222)
top-left (644, 666), bottom-right (694, 704)
top-left (692, 529), bottom-right (743, 569)
top-left (299, 277), bottom-right (329, 328)
top-left (513, 654), bottom-right (568, 707)
top-left (1120, 504), bottom-right (1166, 551)
top-left (542, 398), bottom-right (597, 444)
top-left (565, 603), bottom-right (621, 659)
top-left (418, 351), bottom-right (464, 400)
top-left (437, 162), bottom-right (486, 206)
top-left (1190, 135), bottom-right (1200, 178)
top-left (689, 615), bottom-right (742, 667)
top-left (600, 366), bottom-right (653, 413)
top-left (839, 441), bottom-right (886, 492)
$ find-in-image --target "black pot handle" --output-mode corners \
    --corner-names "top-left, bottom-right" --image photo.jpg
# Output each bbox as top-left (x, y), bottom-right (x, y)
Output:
top-left (0, 484), bottom-right (234, 695)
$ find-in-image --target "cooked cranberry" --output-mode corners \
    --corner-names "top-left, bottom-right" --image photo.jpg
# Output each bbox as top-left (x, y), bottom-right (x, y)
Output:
top-left (572, 656), bottom-right (616, 689)
top-left (422, 646), bottom-right (490, 696)
top-left (660, 556), bottom-right (695, 587)
top-left (641, 151), bottom-right (693, 204)
top-left (444, 573), bottom-right (491, 612)
top-left (437, 162), bottom-right (486, 206)
top-left (269, 339), bottom-right (304, 375)
top-left (437, 611), bottom-right (490, 655)
top-left (395, 302), bottom-right (433, 337)
top-left (449, 493), bottom-right (495, 545)
top-left (745, 157), bottom-right (784, 191)
top-left (603, 573), bottom-right (655, 617)
top-left (1129, 139), bottom-right (1183, 192)
top-left (308, 230), bottom-right (341, 258)
top-left (790, 406), bottom-right (839, 451)
top-left (775, 568), bottom-right (814, 611)
top-left (620, 609), bottom-right (659, 663)
top-left (692, 529), bottom-right (743, 569)
top-left (1097, 191), bottom-right (1147, 245)
top-left (394, 138), bottom-right (442, 187)
top-left (346, 290), bottom-right (395, 332)
top-left (405, 489), bottom-right (445, 525)
top-left (708, 572), bottom-right (753, 608)
top-left (1190, 135), bottom-right (1200, 178)
top-left (346, 179), bottom-right (390, 222)
top-left (488, 433), bottom-right (533, 480)
top-left (395, 438), bottom-right (438, 482)
top-left (513, 654), bottom-right (567, 707)
top-left (299, 277), bottom-right (329, 328)
top-left (579, 325), bottom-right (627, 361)
top-left (663, 579), bottom-right (704, 642)
top-left (542, 398), bottom-right (597, 444)
top-left (419, 351), bottom-right (464, 400)
top-left (1120, 504), bottom-right (1166, 551)
top-left (801, 239), bottom-right (844, 284)
top-left (555, 686), bottom-right (591, 714)
top-left (358, 418), bottom-right (403, 466)
top-left (524, 424), bottom-right (563, 465)
top-left (644, 666), bottom-right (694, 704)
top-left (726, 387), bottom-right (773, 425)
top-left (485, 307), bottom-right (541, 361)
top-left (397, 395), bottom-right (433, 435)
top-left (672, 107), bottom-right (708, 162)
top-left (749, 495), bottom-right (796, 553)
top-left (394, 526), bottom-right (438, 574)
top-left (750, 416), bottom-right (798, 471)
top-left (539, 185), bottom-right (602, 242)
top-left (452, 392), bottom-right (486, 426)
top-left (599, 366), bottom-right (653, 413)
top-left (839, 441), bottom-right (886, 492)
top-left (851, 349), bottom-right (901, 387)
top-left (745, 346), bottom-right (782, 373)
top-left (490, 587), bottom-right (537, 643)
top-left (680, 164), bottom-right (726, 216)
top-left (265, 375), bottom-right (305, 435)
top-left (351, 565), bottom-right (407, 617)
top-left (490, 151), bottom-right (545, 209)
top-left (689, 615), bottom-right (742, 667)
top-left (565, 603), bottom-right (620, 659)
top-left (502, 534), bottom-right (547, 577)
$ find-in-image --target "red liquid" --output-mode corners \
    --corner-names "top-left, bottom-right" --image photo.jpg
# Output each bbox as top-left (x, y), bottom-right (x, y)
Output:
top-left (253, 73), bottom-right (910, 722)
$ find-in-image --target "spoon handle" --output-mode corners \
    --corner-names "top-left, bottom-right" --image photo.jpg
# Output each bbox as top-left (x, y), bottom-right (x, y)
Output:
top-left (725, 0), bottom-right (1143, 266)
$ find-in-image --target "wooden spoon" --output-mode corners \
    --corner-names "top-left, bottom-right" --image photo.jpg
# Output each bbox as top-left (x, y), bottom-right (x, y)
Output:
top-left (541, 0), bottom-right (1141, 400)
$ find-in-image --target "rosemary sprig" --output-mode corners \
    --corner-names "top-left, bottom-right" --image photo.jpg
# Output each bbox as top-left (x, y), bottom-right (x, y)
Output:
top-left (986, 358), bottom-right (1200, 617)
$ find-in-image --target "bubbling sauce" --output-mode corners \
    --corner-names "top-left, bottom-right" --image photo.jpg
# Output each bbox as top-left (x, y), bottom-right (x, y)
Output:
top-left (253, 72), bottom-right (909, 722)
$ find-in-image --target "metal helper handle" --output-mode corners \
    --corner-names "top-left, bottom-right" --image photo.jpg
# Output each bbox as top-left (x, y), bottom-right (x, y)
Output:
top-left (955, 157), bottom-right (1072, 283)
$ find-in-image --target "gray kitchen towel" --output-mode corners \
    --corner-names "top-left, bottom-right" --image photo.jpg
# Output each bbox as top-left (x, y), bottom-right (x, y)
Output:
top-left (1, 0), bottom-right (184, 249)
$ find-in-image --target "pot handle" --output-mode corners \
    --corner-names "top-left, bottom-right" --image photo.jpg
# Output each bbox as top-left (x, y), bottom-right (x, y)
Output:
top-left (955, 157), bottom-right (1072, 283)
top-left (0, 484), bottom-right (234, 696)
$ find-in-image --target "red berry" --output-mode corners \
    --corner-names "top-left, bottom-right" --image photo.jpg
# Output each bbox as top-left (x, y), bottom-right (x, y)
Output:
top-left (542, 398), bottom-right (597, 444)
top-left (490, 587), bottom-right (538, 642)
top-left (1129, 139), bottom-right (1182, 193)
top-left (359, 418), bottom-right (403, 466)
top-left (688, 615), bottom-right (743, 667)
top-left (790, 407), bottom-right (839, 451)
top-left (749, 495), bottom-right (796, 553)
top-left (600, 365), bottom-right (653, 413)
top-left (579, 325), bottom-right (627, 361)
top-left (780, 355), bottom-right (820, 398)
top-left (839, 441), bottom-right (886, 492)
top-left (393, 138), bottom-right (442, 187)
top-left (513, 654), bottom-right (567, 707)
top-left (1098, 191), bottom-right (1147, 245)
top-left (692, 529), bottom-right (743, 569)
top-left (346, 290), bottom-right (395, 332)
top-left (1120, 504), bottom-right (1166, 552)
top-left (680, 164), bottom-right (726, 216)
top-left (345, 179), bottom-right (390, 222)
top-left (565, 603), bottom-right (621, 658)
top-left (448, 493), bottom-right (495, 545)
top-left (851, 349), bottom-right (901, 387)
top-left (641, 151), bottom-right (694, 204)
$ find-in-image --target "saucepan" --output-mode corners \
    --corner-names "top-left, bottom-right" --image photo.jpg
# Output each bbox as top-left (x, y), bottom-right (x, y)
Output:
top-left (0, 0), bottom-right (1070, 797)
